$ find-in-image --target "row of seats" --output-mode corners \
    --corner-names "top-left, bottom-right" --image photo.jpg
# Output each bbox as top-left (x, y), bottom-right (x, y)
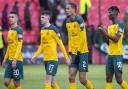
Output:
top-left (1, 0), bottom-right (128, 44)
top-left (0, 0), bottom-right (40, 44)
top-left (88, 0), bottom-right (128, 26)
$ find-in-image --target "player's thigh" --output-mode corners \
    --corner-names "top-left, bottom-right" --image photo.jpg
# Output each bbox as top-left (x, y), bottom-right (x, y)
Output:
top-left (44, 61), bottom-right (58, 76)
top-left (106, 56), bottom-right (114, 74)
top-left (69, 54), bottom-right (79, 69)
top-left (113, 55), bottom-right (123, 74)
top-left (13, 61), bottom-right (24, 80)
top-left (4, 60), bottom-right (13, 79)
top-left (78, 53), bottom-right (88, 72)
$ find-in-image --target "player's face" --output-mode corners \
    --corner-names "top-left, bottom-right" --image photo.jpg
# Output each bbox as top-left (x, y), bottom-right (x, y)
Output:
top-left (108, 9), bottom-right (116, 20)
top-left (66, 4), bottom-right (75, 17)
top-left (40, 15), bottom-right (49, 25)
top-left (9, 14), bottom-right (18, 25)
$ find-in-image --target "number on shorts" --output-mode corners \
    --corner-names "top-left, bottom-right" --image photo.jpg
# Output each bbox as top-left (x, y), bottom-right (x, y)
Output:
top-left (117, 62), bottom-right (122, 69)
top-left (49, 64), bottom-right (54, 73)
top-left (13, 69), bottom-right (19, 76)
top-left (83, 61), bottom-right (86, 68)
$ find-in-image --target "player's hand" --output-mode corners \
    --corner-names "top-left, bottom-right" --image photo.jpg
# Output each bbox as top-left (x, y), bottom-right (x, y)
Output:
top-left (66, 58), bottom-right (71, 65)
top-left (2, 59), bottom-right (7, 67)
top-left (12, 59), bottom-right (17, 69)
top-left (98, 25), bottom-right (107, 35)
top-left (31, 56), bottom-right (37, 63)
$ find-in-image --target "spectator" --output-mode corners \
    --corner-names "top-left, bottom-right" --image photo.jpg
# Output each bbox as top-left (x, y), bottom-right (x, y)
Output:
top-left (24, 1), bottom-right (32, 30)
top-left (48, 0), bottom-right (59, 24)
top-left (55, 4), bottom-right (67, 44)
top-left (13, 1), bottom-right (19, 18)
top-left (2, 3), bottom-right (9, 30)
top-left (39, 0), bottom-right (49, 10)
top-left (124, 9), bottom-right (128, 38)
top-left (79, 0), bottom-right (91, 25)
top-left (0, 26), bottom-right (5, 65)
top-left (55, 4), bottom-right (67, 28)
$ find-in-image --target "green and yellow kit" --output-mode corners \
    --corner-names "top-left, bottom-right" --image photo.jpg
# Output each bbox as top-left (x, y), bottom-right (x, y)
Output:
top-left (4, 26), bottom-right (23, 80)
top-left (66, 15), bottom-right (88, 55)
top-left (34, 25), bottom-right (69, 61)
top-left (106, 19), bottom-right (124, 73)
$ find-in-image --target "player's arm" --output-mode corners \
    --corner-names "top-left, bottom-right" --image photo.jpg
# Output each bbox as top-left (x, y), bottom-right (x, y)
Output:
top-left (53, 31), bottom-right (69, 60)
top-left (53, 30), bottom-right (70, 64)
top-left (77, 16), bottom-right (85, 53)
top-left (33, 44), bottom-right (43, 58)
top-left (102, 35), bottom-right (109, 45)
top-left (32, 33), bottom-right (43, 63)
top-left (99, 24), bottom-right (124, 43)
top-left (98, 24), bottom-right (109, 44)
top-left (67, 28), bottom-right (71, 54)
top-left (14, 28), bottom-right (23, 59)
top-left (2, 46), bottom-right (9, 66)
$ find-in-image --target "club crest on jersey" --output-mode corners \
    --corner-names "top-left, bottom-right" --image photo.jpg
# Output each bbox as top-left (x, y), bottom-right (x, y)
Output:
top-left (74, 25), bottom-right (76, 28)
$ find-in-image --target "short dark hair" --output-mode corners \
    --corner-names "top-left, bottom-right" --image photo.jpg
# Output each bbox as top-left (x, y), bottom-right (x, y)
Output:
top-left (41, 10), bottom-right (52, 18)
top-left (108, 6), bottom-right (120, 13)
top-left (10, 11), bottom-right (18, 15)
top-left (68, 3), bottom-right (77, 11)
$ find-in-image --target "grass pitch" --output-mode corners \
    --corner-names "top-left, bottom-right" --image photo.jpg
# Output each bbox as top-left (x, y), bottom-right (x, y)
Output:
top-left (0, 64), bottom-right (128, 89)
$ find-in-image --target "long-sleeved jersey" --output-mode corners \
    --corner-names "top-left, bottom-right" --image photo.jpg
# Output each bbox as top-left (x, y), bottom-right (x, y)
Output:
top-left (66, 15), bottom-right (88, 55)
top-left (4, 26), bottom-right (23, 61)
top-left (34, 25), bottom-right (69, 61)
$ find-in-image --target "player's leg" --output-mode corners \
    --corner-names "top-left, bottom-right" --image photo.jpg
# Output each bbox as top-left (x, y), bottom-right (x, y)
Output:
top-left (13, 61), bottom-right (24, 89)
top-left (4, 60), bottom-right (15, 89)
top-left (106, 56), bottom-right (114, 89)
top-left (4, 78), bottom-right (11, 88)
top-left (13, 80), bottom-right (22, 89)
top-left (69, 54), bottom-right (78, 89)
top-left (78, 53), bottom-right (94, 89)
top-left (45, 75), bottom-right (53, 89)
top-left (51, 77), bottom-right (60, 89)
top-left (44, 61), bottom-right (58, 89)
top-left (69, 68), bottom-right (77, 89)
top-left (114, 56), bottom-right (128, 89)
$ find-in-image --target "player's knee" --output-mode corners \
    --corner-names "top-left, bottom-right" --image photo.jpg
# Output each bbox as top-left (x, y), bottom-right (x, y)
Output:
top-left (79, 78), bottom-right (86, 85)
top-left (116, 79), bottom-right (122, 84)
top-left (69, 76), bottom-right (75, 82)
top-left (106, 76), bottom-right (112, 82)
top-left (4, 80), bottom-right (10, 87)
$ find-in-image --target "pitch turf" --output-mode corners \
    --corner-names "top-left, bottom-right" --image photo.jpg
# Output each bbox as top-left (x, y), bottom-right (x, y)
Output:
top-left (0, 64), bottom-right (128, 89)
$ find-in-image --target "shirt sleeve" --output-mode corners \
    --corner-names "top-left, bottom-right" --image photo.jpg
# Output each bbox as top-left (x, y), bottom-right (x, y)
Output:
top-left (76, 16), bottom-right (85, 52)
top-left (118, 23), bottom-right (124, 34)
top-left (14, 27), bottom-right (23, 59)
top-left (34, 32), bottom-right (43, 57)
top-left (76, 16), bottom-right (85, 31)
top-left (34, 44), bottom-right (43, 57)
top-left (53, 28), bottom-right (69, 60)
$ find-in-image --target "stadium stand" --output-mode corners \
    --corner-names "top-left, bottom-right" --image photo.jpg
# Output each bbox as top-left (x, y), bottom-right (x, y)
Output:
top-left (0, 0), bottom-right (40, 44)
